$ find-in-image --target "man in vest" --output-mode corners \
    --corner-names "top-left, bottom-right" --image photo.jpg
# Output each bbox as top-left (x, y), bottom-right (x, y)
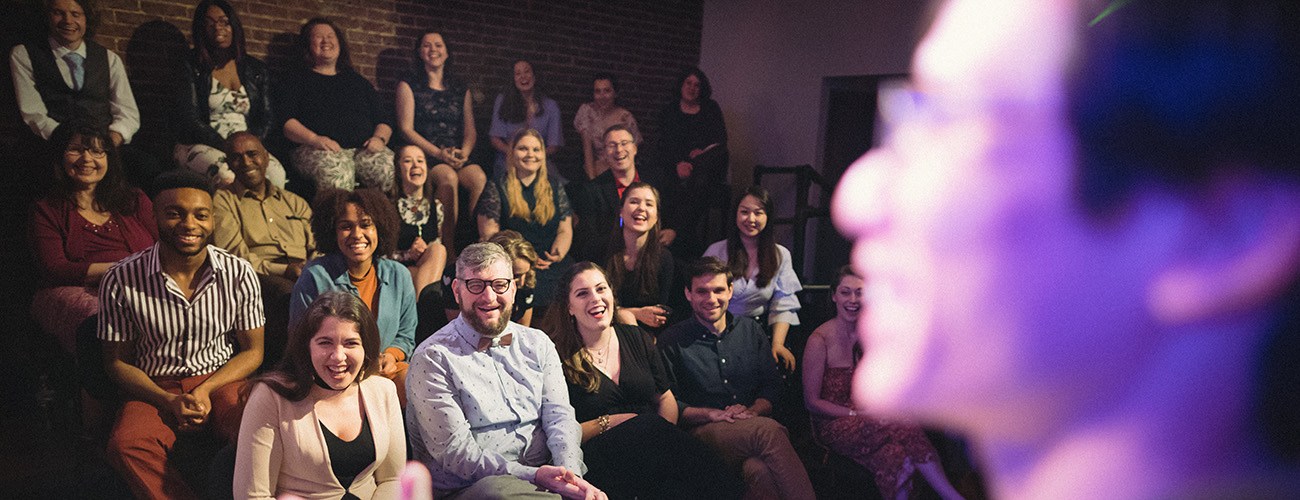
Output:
top-left (10, 0), bottom-right (163, 187)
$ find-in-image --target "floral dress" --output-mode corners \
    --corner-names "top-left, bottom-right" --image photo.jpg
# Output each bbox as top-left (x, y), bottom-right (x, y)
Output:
top-left (393, 195), bottom-right (444, 264)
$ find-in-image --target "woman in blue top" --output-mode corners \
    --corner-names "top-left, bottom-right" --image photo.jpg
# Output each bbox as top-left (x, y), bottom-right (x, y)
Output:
top-left (290, 188), bottom-right (416, 405)
top-left (703, 185), bottom-right (803, 371)
top-left (489, 59), bottom-right (564, 181)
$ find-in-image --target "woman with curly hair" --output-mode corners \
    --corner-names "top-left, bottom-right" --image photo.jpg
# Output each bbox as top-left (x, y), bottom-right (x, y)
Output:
top-left (290, 188), bottom-right (415, 404)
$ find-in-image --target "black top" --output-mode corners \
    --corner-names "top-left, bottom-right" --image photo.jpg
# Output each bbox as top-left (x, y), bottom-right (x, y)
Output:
top-left (175, 54), bottom-right (273, 148)
top-left (512, 286), bottom-right (534, 322)
top-left (612, 248), bottom-right (675, 310)
top-left (320, 416), bottom-right (376, 498)
top-left (567, 324), bottom-right (671, 422)
top-left (658, 313), bottom-right (781, 411)
top-left (404, 74), bottom-right (468, 149)
top-left (652, 99), bottom-right (728, 182)
top-left (280, 69), bottom-right (390, 148)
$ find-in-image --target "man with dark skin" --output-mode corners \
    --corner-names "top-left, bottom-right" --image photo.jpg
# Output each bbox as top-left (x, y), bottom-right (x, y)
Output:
top-left (99, 170), bottom-right (264, 499)
top-left (214, 131), bottom-right (315, 365)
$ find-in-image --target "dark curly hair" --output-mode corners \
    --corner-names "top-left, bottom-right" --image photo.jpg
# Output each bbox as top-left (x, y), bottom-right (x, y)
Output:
top-left (673, 67), bottom-right (713, 102)
top-left (312, 188), bottom-right (399, 259)
top-left (246, 290), bottom-right (380, 402)
top-left (46, 121), bottom-right (138, 216)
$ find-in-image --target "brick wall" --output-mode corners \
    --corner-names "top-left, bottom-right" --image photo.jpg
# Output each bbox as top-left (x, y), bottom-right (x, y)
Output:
top-left (0, 0), bottom-right (703, 407)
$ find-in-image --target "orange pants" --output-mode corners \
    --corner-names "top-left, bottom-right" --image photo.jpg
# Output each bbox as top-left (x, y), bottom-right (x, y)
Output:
top-left (106, 373), bottom-right (246, 500)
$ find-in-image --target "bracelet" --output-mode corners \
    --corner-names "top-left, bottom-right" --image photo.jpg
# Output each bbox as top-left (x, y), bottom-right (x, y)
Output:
top-left (848, 409), bottom-right (857, 417)
top-left (597, 414), bottom-right (610, 434)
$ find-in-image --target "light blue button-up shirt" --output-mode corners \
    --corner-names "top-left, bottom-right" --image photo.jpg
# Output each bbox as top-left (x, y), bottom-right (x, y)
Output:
top-left (406, 316), bottom-right (584, 491)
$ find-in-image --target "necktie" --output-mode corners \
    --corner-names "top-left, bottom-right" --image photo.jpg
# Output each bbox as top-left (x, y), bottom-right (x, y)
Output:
top-left (63, 52), bottom-right (84, 91)
top-left (476, 333), bottom-right (514, 352)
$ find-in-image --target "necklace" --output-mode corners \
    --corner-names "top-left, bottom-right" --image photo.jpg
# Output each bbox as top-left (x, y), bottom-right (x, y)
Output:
top-left (585, 331), bottom-right (613, 367)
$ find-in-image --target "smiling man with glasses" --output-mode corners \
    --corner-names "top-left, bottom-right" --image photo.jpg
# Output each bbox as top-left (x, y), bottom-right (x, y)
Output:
top-left (407, 242), bottom-right (605, 499)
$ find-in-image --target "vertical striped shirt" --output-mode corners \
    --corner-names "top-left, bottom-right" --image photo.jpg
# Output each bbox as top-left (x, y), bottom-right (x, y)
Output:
top-left (97, 243), bottom-right (264, 377)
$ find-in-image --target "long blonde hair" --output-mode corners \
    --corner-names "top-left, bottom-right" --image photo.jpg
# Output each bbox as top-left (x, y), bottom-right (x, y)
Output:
top-left (504, 128), bottom-right (556, 224)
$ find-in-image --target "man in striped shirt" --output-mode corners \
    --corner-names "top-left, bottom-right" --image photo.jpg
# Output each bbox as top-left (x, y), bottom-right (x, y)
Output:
top-left (98, 169), bottom-right (264, 500)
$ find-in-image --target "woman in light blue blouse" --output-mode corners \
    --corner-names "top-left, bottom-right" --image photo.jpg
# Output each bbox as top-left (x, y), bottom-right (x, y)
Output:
top-left (703, 185), bottom-right (803, 370)
top-left (489, 59), bottom-right (564, 182)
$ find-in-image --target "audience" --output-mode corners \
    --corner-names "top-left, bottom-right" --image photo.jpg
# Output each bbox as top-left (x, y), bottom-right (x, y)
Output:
top-left (212, 132), bottom-right (316, 367)
top-left (32, 122), bottom-right (155, 354)
top-left (803, 266), bottom-right (963, 499)
top-left (704, 185), bottom-right (803, 371)
top-left (658, 257), bottom-right (815, 500)
top-left (98, 169), bottom-right (265, 500)
top-left (489, 59), bottom-right (564, 181)
top-left (835, 0), bottom-right (1300, 498)
top-left (406, 242), bottom-right (603, 499)
top-left (389, 144), bottom-right (447, 299)
top-left (395, 31), bottom-right (486, 252)
top-left (235, 291), bottom-right (405, 499)
top-left (9, 0), bottom-right (163, 187)
top-left (606, 182), bottom-right (676, 332)
top-left (653, 67), bottom-right (728, 259)
top-left (281, 17), bottom-right (394, 192)
top-left (487, 229), bottom-right (538, 326)
top-left (573, 74), bottom-right (640, 180)
top-left (291, 188), bottom-right (415, 405)
top-left (568, 123), bottom-right (671, 264)
top-left (476, 128), bottom-right (573, 311)
top-left (544, 261), bottom-right (739, 499)
top-left (174, 0), bottom-right (286, 189)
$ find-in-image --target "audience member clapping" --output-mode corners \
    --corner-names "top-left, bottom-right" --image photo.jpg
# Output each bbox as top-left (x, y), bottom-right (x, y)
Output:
top-left (174, 0), bottom-right (286, 189)
top-left (235, 291), bottom-right (406, 500)
top-left (281, 18), bottom-right (394, 192)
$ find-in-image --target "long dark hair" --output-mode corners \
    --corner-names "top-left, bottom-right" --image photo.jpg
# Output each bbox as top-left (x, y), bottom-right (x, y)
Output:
top-left (47, 121), bottom-right (137, 216)
top-left (499, 59), bottom-right (548, 124)
top-left (190, 0), bottom-right (245, 72)
top-left (726, 185), bottom-right (778, 287)
top-left (542, 261), bottom-right (612, 393)
top-left (299, 17), bottom-right (353, 73)
top-left (312, 188), bottom-right (400, 258)
top-left (410, 31), bottom-right (459, 88)
top-left (247, 291), bottom-right (380, 402)
top-left (606, 182), bottom-right (664, 302)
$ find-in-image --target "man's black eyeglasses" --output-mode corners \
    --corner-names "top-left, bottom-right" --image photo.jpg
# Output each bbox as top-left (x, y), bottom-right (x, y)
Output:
top-left (460, 278), bottom-right (512, 294)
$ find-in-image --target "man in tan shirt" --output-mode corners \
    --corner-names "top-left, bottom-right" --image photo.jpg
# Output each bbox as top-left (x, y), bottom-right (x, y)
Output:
top-left (213, 132), bottom-right (315, 365)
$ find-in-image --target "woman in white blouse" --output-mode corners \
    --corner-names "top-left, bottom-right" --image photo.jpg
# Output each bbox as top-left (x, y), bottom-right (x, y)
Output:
top-left (703, 185), bottom-right (803, 370)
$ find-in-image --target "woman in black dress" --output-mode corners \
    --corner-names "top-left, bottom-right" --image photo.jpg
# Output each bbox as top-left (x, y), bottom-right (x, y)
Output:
top-left (543, 262), bottom-right (739, 499)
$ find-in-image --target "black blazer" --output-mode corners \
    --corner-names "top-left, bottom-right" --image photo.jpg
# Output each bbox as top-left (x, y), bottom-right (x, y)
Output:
top-left (175, 53), bottom-right (273, 148)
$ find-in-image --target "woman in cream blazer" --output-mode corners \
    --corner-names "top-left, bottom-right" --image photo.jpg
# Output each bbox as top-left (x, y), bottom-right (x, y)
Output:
top-left (234, 291), bottom-right (406, 499)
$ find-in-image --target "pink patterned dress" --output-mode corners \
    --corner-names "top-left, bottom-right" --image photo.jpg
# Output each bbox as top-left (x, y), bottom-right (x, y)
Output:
top-left (813, 367), bottom-right (939, 498)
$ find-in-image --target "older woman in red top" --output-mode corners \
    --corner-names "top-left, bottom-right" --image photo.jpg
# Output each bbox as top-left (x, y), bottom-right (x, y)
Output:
top-left (32, 122), bottom-right (156, 352)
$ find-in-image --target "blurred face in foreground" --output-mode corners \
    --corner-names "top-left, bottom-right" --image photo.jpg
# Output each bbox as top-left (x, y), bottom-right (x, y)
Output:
top-left (833, 0), bottom-right (1168, 434)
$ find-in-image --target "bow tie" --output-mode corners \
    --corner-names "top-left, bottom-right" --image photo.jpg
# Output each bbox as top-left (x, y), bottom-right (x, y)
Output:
top-left (477, 333), bottom-right (513, 352)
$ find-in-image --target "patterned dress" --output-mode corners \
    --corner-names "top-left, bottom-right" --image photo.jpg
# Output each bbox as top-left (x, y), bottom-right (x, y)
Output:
top-left (175, 77), bottom-right (288, 187)
top-left (813, 367), bottom-right (939, 499)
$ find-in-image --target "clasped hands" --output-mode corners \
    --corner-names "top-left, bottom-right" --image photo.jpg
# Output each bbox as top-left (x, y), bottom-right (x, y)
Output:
top-left (167, 387), bottom-right (212, 432)
top-left (534, 465), bottom-right (607, 500)
top-left (707, 403), bottom-right (757, 423)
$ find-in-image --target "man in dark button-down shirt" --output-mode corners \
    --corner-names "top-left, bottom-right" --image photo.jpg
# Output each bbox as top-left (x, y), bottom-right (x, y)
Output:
top-left (659, 257), bottom-right (814, 500)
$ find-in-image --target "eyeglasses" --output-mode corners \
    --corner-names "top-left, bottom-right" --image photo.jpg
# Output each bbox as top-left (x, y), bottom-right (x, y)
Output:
top-left (460, 278), bottom-right (512, 294)
top-left (604, 140), bottom-right (634, 150)
top-left (65, 144), bottom-right (107, 159)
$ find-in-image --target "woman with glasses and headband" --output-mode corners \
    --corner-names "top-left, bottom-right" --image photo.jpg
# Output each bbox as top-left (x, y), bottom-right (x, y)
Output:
top-left (32, 122), bottom-right (156, 355)
top-left (291, 188), bottom-right (416, 406)
top-left (174, 0), bottom-right (285, 188)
